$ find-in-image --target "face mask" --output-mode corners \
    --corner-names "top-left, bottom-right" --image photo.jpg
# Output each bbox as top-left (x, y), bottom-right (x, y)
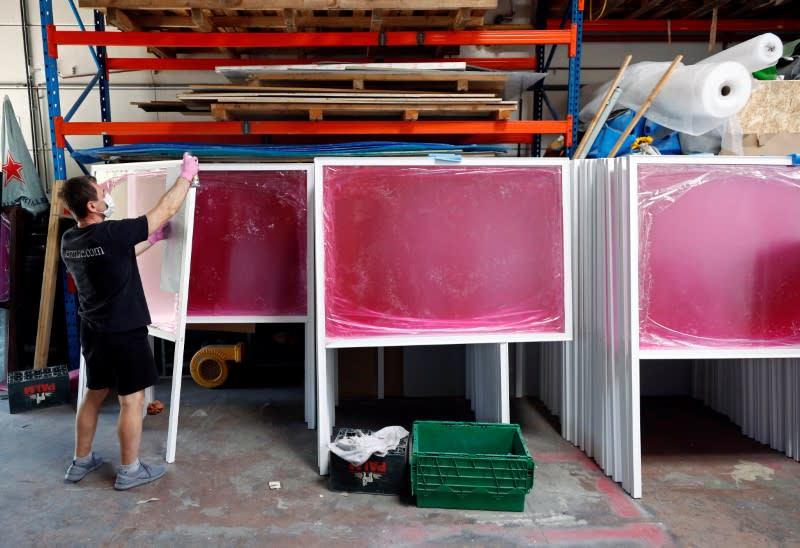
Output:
top-left (102, 193), bottom-right (115, 219)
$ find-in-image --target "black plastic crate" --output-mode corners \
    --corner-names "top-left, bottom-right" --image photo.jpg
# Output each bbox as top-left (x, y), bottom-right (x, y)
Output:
top-left (329, 428), bottom-right (409, 495)
top-left (7, 365), bottom-right (71, 414)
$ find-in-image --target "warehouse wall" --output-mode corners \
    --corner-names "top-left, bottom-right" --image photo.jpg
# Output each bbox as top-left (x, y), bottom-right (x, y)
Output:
top-left (2, 1), bottom-right (728, 184)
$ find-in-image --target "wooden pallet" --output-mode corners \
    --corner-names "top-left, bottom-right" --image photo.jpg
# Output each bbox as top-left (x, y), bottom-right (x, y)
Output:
top-left (80, 1), bottom-right (496, 34)
top-left (209, 100), bottom-right (516, 121)
top-left (237, 70), bottom-right (508, 93)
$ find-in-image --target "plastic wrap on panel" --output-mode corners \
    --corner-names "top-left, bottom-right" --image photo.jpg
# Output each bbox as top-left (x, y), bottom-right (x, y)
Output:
top-left (125, 169), bottom-right (181, 333)
top-left (637, 164), bottom-right (800, 349)
top-left (187, 170), bottom-right (307, 317)
top-left (322, 165), bottom-right (566, 338)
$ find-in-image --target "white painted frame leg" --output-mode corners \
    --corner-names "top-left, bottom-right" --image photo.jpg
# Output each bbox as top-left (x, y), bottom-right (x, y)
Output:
top-left (316, 347), bottom-right (335, 475)
top-left (500, 342), bottom-right (510, 423)
top-left (377, 347), bottom-right (385, 400)
top-left (164, 183), bottom-right (196, 464)
top-left (77, 350), bottom-right (88, 408)
top-left (304, 318), bottom-right (316, 429)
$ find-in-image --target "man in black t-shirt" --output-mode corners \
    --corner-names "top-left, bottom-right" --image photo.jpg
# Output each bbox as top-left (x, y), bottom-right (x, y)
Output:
top-left (60, 153), bottom-right (199, 490)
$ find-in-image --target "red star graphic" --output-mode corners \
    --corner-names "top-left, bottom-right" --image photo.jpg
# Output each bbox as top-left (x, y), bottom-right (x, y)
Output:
top-left (2, 151), bottom-right (24, 188)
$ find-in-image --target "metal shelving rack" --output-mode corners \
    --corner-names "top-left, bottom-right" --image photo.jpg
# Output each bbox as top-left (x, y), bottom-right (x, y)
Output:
top-left (38, 0), bottom-right (585, 371)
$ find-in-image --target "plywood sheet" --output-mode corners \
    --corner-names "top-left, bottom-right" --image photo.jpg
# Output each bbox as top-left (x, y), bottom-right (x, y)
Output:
top-left (737, 80), bottom-right (800, 133)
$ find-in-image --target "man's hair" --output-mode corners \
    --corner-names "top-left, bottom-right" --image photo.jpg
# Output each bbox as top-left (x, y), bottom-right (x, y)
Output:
top-left (58, 175), bottom-right (98, 219)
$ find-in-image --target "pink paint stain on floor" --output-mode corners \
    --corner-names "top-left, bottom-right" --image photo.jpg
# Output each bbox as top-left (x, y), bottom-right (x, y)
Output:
top-left (543, 523), bottom-right (673, 547)
top-left (534, 451), bottom-right (644, 519)
top-left (596, 476), bottom-right (643, 519)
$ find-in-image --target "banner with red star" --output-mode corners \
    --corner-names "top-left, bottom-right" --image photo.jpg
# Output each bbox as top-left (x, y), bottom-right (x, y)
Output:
top-left (1, 95), bottom-right (48, 214)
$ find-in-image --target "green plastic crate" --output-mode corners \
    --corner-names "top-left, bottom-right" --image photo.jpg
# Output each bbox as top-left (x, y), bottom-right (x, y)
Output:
top-left (410, 421), bottom-right (535, 512)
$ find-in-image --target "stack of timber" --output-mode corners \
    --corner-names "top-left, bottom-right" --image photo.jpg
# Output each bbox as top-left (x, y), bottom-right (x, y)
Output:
top-left (134, 63), bottom-right (517, 122)
top-left (79, 1), bottom-right (497, 36)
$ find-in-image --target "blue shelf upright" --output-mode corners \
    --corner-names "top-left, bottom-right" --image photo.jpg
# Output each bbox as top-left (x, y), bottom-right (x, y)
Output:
top-left (532, 0), bottom-right (584, 157)
top-left (39, 0), bottom-right (112, 370)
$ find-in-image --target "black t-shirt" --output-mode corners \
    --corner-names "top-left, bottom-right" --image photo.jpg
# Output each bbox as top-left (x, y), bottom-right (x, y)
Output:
top-left (61, 216), bottom-right (151, 332)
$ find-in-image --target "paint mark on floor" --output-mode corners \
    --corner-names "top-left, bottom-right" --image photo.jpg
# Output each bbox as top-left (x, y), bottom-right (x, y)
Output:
top-left (535, 512), bottom-right (588, 527)
top-left (543, 523), bottom-right (674, 547)
top-left (730, 460), bottom-right (775, 487)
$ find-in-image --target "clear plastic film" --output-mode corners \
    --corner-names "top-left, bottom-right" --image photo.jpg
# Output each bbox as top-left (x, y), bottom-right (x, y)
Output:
top-left (581, 61), bottom-right (752, 136)
top-left (188, 170), bottom-right (307, 317)
top-left (637, 163), bottom-right (800, 349)
top-left (121, 168), bottom-right (182, 333)
top-left (322, 164), bottom-right (566, 338)
top-left (698, 33), bottom-right (783, 73)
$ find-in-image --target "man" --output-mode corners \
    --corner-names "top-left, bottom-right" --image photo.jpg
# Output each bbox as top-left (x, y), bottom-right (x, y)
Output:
top-left (60, 153), bottom-right (199, 490)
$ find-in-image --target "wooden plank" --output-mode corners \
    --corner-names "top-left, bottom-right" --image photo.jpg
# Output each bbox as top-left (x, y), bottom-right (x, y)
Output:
top-left (189, 84), bottom-right (493, 96)
top-left (452, 7), bottom-right (470, 29)
top-left (282, 8), bottom-right (297, 32)
top-left (252, 70), bottom-right (507, 81)
top-left (183, 89), bottom-right (497, 98)
top-left (210, 95), bottom-right (508, 104)
top-left (218, 61), bottom-right (468, 73)
top-left (33, 180), bottom-right (64, 370)
top-left (82, 1), bottom-right (499, 10)
top-left (248, 70), bottom-right (507, 83)
top-left (106, 7), bottom-right (141, 31)
top-left (210, 102), bottom-right (516, 113)
top-left (132, 100), bottom-right (207, 112)
top-left (370, 8), bottom-right (383, 32)
top-left (209, 101), bottom-right (516, 120)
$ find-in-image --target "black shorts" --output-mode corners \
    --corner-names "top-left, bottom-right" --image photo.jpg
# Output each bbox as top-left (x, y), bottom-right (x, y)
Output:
top-left (80, 321), bottom-right (159, 396)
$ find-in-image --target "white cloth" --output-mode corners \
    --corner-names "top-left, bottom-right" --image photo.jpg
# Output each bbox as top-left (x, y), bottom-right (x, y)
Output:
top-left (329, 426), bottom-right (409, 466)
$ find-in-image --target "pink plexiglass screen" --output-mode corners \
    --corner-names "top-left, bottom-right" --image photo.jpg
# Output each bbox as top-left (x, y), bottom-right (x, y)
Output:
top-left (638, 164), bottom-right (800, 349)
top-left (188, 170), bottom-right (307, 317)
top-left (322, 165), bottom-right (566, 338)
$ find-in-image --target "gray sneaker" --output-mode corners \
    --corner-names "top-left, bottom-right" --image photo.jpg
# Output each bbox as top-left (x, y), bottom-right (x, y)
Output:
top-left (64, 452), bottom-right (104, 483)
top-left (114, 462), bottom-right (165, 491)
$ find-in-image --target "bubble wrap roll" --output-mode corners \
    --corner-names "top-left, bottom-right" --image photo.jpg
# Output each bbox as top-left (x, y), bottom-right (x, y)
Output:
top-left (698, 33), bottom-right (783, 72)
top-left (581, 61), bottom-right (752, 136)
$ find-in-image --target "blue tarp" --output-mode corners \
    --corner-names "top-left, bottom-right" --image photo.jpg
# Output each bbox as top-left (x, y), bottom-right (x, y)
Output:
top-left (587, 111), bottom-right (682, 158)
top-left (73, 142), bottom-right (508, 164)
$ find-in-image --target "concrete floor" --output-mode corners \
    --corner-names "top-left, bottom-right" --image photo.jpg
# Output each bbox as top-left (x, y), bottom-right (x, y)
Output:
top-left (0, 380), bottom-right (798, 547)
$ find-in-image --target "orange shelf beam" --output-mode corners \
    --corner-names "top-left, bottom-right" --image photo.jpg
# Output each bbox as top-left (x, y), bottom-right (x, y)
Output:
top-left (47, 27), bottom-right (577, 57)
top-left (56, 118), bottom-right (573, 147)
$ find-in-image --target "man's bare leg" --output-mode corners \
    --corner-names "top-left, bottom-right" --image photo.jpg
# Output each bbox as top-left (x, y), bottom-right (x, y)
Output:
top-left (118, 390), bottom-right (145, 465)
top-left (75, 387), bottom-right (108, 457)
top-left (114, 389), bottom-right (165, 490)
top-left (65, 387), bottom-right (108, 483)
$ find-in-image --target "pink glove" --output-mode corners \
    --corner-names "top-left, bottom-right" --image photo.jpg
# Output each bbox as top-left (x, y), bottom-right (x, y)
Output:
top-left (148, 222), bottom-right (171, 245)
top-left (180, 152), bottom-right (200, 182)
